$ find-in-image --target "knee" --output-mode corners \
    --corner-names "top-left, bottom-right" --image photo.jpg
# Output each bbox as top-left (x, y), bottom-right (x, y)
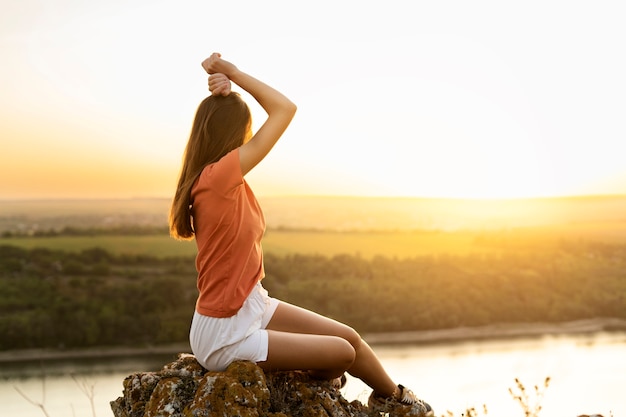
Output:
top-left (335, 337), bottom-right (356, 368)
top-left (340, 325), bottom-right (362, 351)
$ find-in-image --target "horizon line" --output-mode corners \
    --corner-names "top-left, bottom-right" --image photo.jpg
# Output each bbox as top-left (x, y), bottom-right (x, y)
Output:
top-left (2, 192), bottom-right (626, 203)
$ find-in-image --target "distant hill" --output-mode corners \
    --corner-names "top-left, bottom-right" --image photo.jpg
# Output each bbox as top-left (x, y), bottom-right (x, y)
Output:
top-left (1, 195), bottom-right (626, 234)
top-left (260, 194), bottom-right (626, 231)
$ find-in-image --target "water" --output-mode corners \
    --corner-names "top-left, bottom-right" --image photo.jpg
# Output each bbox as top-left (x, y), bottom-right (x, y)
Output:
top-left (2, 333), bottom-right (625, 417)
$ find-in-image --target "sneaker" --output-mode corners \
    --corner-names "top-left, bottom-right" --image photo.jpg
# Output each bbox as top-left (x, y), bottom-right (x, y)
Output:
top-left (368, 384), bottom-right (434, 416)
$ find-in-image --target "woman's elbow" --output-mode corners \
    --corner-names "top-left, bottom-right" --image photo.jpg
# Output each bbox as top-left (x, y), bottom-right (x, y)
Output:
top-left (285, 101), bottom-right (297, 118)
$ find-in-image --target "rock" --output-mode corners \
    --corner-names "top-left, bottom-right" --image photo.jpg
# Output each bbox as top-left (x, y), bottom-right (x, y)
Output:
top-left (110, 353), bottom-right (371, 417)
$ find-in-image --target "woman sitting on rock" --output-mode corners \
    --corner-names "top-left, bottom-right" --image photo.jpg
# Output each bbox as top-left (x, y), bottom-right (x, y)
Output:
top-left (169, 53), bottom-right (433, 417)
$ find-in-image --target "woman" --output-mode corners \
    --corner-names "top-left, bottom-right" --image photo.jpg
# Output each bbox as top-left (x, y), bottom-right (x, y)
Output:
top-left (169, 53), bottom-right (433, 417)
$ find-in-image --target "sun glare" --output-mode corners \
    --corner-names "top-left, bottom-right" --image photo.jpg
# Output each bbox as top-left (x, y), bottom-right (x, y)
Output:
top-left (270, 75), bottom-right (568, 201)
top-left (1, 2), bottom-right (625, 200)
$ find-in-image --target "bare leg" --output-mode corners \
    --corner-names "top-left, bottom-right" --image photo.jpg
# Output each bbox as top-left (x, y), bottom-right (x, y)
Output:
top-left (259, 301), bottom-right (397, 397)
top-left (259, 331), bottom-right (355, 380)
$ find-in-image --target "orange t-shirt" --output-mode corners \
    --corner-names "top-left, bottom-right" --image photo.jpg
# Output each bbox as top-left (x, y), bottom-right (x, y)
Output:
top-left (190, 149), bottom-right (266, 318)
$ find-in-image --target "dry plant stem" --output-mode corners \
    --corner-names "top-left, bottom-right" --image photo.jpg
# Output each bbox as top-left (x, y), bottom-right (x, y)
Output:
top-left (13, 361), bottom-right (55, 417)
top-left (508, 377), bottom-right (551, 417)
top-left (72, 374), bottom-right (97, 417)
top-left (14, 385), bottom-right (51, 417)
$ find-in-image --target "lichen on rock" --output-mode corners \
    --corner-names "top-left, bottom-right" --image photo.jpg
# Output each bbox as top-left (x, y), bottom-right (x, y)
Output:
top-left (110, 353), bottom-right (371, 417)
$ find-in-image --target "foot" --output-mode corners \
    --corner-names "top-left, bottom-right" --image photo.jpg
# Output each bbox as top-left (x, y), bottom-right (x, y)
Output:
top-left (368, 384), bottom-right (434, 416)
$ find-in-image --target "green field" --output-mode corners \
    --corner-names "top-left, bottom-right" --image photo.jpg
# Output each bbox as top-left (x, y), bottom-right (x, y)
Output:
top-left (0, 232), bottom-right (476, 259)
top-left (2, 195), bottom-right (626, 259)
top-left (2, 221), bottom-right (626, 259)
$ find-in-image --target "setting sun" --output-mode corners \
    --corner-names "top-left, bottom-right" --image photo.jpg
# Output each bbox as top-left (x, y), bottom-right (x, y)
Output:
top-left (1, 1), bottom-right (625, 200)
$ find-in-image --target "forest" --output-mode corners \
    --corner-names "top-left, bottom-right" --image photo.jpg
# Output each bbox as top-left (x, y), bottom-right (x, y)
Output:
top-left (1, 236), bottom-right (625, 351)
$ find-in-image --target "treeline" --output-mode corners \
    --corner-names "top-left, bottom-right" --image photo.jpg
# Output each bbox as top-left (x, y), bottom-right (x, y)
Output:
top-left (1, 241), bottom-right (625, 351)
top-left (1, 225), bottom-right (169, 238)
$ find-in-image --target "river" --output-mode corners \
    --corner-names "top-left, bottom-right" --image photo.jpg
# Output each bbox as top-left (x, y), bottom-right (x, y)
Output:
top-left (2, 331), bottom-right (625, 417)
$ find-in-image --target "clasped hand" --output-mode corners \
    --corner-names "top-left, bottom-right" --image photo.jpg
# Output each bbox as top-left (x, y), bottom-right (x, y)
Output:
top-left (202, 52), bottom-right (233, 96)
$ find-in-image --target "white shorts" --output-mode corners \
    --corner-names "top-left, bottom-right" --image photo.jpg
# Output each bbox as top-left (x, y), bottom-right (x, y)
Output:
top-left (189, 282), bottom-right (279, 372)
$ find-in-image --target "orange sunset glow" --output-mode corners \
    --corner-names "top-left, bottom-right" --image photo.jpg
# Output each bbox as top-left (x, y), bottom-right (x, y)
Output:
top-left (1, 1), bottom-right (625, 200)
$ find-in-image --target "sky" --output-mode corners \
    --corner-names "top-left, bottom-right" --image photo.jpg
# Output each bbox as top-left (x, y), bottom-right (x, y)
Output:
top-left (1, 0), bottom-right (625, 200)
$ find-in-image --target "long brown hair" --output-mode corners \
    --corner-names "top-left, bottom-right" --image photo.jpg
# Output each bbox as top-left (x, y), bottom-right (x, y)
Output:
top-left (169, 93), bottom-right (251, 240)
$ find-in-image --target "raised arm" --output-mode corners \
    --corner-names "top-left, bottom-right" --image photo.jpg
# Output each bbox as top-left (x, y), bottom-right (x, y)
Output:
top-left (202, 53), bottom-right (297, 176)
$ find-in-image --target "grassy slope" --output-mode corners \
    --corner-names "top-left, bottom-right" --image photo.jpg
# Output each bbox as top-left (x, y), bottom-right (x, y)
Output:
top-left (1, 221), bottom-right (626, 259)
top-left (2, 195), bottom-right (625, 259)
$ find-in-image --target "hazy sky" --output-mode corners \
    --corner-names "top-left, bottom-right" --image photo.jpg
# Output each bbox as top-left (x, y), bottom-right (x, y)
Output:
top-left (1, 0), bottom-right (625, 199)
